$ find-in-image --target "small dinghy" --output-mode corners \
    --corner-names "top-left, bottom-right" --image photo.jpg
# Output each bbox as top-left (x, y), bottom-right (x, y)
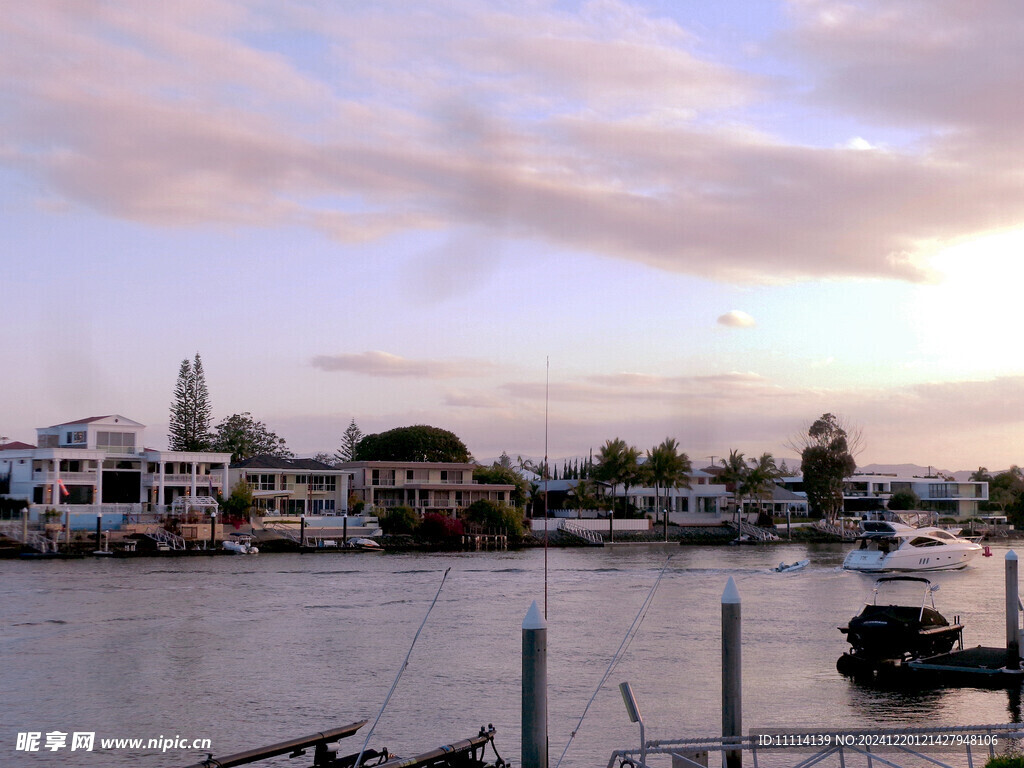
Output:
top-left (772, 560), bottom-right (808, 572)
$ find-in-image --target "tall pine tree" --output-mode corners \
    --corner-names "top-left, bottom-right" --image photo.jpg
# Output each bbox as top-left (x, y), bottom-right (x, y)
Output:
top-left (168, 353), bottom-right (213, 451)
top-left (335, 418), bottom-right (363, 463)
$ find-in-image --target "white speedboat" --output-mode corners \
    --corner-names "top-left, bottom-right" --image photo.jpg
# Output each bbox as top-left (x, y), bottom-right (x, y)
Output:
top-left (222, 533), bottom-right (259, 555)
top-left (843, 520), bottom-right (981, 572)
top-left (772, 559), bottom-right (809, 573)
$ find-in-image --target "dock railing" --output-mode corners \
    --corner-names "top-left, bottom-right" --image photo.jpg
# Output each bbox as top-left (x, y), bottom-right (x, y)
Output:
top-left (559, 519), bottom-right (604, 545)
top-left (607, 723), bottom-right (1024, 768)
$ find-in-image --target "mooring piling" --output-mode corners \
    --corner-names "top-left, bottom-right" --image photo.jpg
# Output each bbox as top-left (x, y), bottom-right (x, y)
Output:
top-left (1008, 550), bottom-right (1020, 670)
top-left (522, 600), bottom-right (548, 768)
top-left (722, 576), bottom-right (742, 768)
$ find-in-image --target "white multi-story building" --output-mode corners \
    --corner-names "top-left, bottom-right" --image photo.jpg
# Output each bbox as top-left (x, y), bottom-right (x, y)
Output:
top-left (0, 415), bottom-right (232, 512)
top-left (779, 473), bottom-right (989, 518)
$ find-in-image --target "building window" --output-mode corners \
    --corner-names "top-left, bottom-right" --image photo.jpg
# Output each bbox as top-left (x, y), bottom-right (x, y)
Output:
top-left (246, 473), bottom-right (276, 491)
top-left (440, 470), bottom-right (463, 484)
top-left (372, 469), bottom-right (395, 486)
top-left (97, 431), bottom-right (136, 453)
top-left (309, 475), bottom-right (336, 492)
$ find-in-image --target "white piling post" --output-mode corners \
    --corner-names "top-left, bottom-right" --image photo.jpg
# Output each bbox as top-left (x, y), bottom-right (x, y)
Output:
top-left (522, 601), bottom-right (548, 768)
top-left (1007, 551), bottom-right (1020, 669)
top-left (722, 576), bottom-right (742, 768)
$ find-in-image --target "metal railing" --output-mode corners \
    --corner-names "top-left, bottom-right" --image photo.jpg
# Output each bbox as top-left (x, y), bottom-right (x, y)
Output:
top-left (725, 520), bottom-right (780, 541)
top-left (0, 521), bottom-right (58, 553)
top-left (142, 527), bottom-right (186, 551)
top-left (609, 723), bottom-right (1024, 768)
top-left (558, 520), bottom-right (604, 545)
top-left (813, 519), bottom-right (858, 541)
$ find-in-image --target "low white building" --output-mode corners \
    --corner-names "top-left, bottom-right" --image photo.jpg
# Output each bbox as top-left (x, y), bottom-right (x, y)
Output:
top-left (610, 469), bottom-right (730, 521)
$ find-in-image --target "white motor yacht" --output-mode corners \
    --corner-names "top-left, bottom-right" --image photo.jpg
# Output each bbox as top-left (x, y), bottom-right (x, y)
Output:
top-left (843, 520), bottom-right (981, 572)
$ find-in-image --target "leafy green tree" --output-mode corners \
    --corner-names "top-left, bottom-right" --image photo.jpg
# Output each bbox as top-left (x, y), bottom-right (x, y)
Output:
top-left (970, 467), bottom-right (992, 483)
top-left (380, 505), bottom-right (418, 535)
top-left (984, 468), bottom-right (1024, 515)
top-left (464, 499), bottom-right (524, 537)
top-left (168, 353), bottom-right (213, 451)
top-left (473, 463), bottom-right (528, 508)
top-left (220, 480), bottom-right (254, 520)
top-left (354, 425), bottom-right (470, 462)
top-left (644, 438), bottom-right (692, 541)
top-left (335, 419), bottom-right (363, 463)
top-left (888, 489), bottom-right (920, 511)
top-left (212, 412), bottom-right (293, 463)
top-left (796, 413), bottom-right (857, 521)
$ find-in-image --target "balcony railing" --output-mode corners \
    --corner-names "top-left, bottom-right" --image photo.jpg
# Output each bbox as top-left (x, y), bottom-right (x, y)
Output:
top-left (34, 472), bottom-right (98, 484)
top-left (143, 474), bottom-right (223, 486)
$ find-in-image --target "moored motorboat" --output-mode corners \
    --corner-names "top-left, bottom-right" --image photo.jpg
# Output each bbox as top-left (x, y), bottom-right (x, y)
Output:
top-left (843, 520), bottom-right (981, 572)
top-left (837, 576), bottom-right (963, 674)
top-left (344, 537), bottom-right (383, 552)
top-left (222, 533), bottom-right (259, 555)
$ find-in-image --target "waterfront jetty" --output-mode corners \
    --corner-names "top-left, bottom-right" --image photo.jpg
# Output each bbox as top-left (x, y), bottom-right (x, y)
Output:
top-left (603, 572), bottom-right (1024, 768)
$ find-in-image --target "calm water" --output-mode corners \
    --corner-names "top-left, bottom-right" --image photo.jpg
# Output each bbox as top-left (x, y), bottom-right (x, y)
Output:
top-left (2, 542), bottom-right (1021, 768)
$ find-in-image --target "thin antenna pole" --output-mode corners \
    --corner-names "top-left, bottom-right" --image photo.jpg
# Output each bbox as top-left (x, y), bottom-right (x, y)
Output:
top-left (544, 356), bottom-right (549, 619)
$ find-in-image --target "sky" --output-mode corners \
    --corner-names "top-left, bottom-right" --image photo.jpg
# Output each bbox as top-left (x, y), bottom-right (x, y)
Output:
top-left (3, 0), bottom-right (1024, 471)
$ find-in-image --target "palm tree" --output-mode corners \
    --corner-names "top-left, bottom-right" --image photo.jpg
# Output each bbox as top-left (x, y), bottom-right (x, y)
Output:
top-left (645, 438), bottom-right (692, 541)
top-left (719, 450), bottom-right (751, 525)
top-left (747, 452), bottom-right (781, 524)
top-left (594, 438), bottom-right (641, 542)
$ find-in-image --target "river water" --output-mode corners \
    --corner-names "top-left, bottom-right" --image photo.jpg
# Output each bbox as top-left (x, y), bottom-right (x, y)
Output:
top-left (2, 542), bottom-right (1022, 768)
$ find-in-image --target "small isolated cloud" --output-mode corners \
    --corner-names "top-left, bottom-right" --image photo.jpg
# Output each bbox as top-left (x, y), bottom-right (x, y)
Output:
top-left (844, 137), bottom-right (874, 151)
top-left (311, 351), bottom-right (487, 379)
top-left (717, 310), bottom-right (756, 328)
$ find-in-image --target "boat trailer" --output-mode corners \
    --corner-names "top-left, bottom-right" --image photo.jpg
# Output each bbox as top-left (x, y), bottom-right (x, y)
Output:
top-left (184, 721), bottom-right (505, 768)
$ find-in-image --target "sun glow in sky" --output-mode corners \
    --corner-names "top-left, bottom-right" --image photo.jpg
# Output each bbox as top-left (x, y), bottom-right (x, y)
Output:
top-left (4, 0), bottom-right (1024, 471)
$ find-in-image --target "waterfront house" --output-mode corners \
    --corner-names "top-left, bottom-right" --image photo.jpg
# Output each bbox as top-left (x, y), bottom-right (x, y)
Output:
top-left (778, 473), bottom-right (989, 518)
top-left (0, 415), bottom-right (233, 515)
top-left (228, 455), bottom-right (352, 515)
top-left (525, 470), bottom-right (733, 525)
top-left (338, 460), bottom-right (516, 515)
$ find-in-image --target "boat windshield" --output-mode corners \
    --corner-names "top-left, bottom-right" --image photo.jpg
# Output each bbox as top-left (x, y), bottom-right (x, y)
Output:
top-left (870, 577), bottom-right (936, 608)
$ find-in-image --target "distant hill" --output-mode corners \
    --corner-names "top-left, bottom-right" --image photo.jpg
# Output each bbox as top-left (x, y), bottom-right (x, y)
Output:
top-left (856, 463), bottom-right (980, 481)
